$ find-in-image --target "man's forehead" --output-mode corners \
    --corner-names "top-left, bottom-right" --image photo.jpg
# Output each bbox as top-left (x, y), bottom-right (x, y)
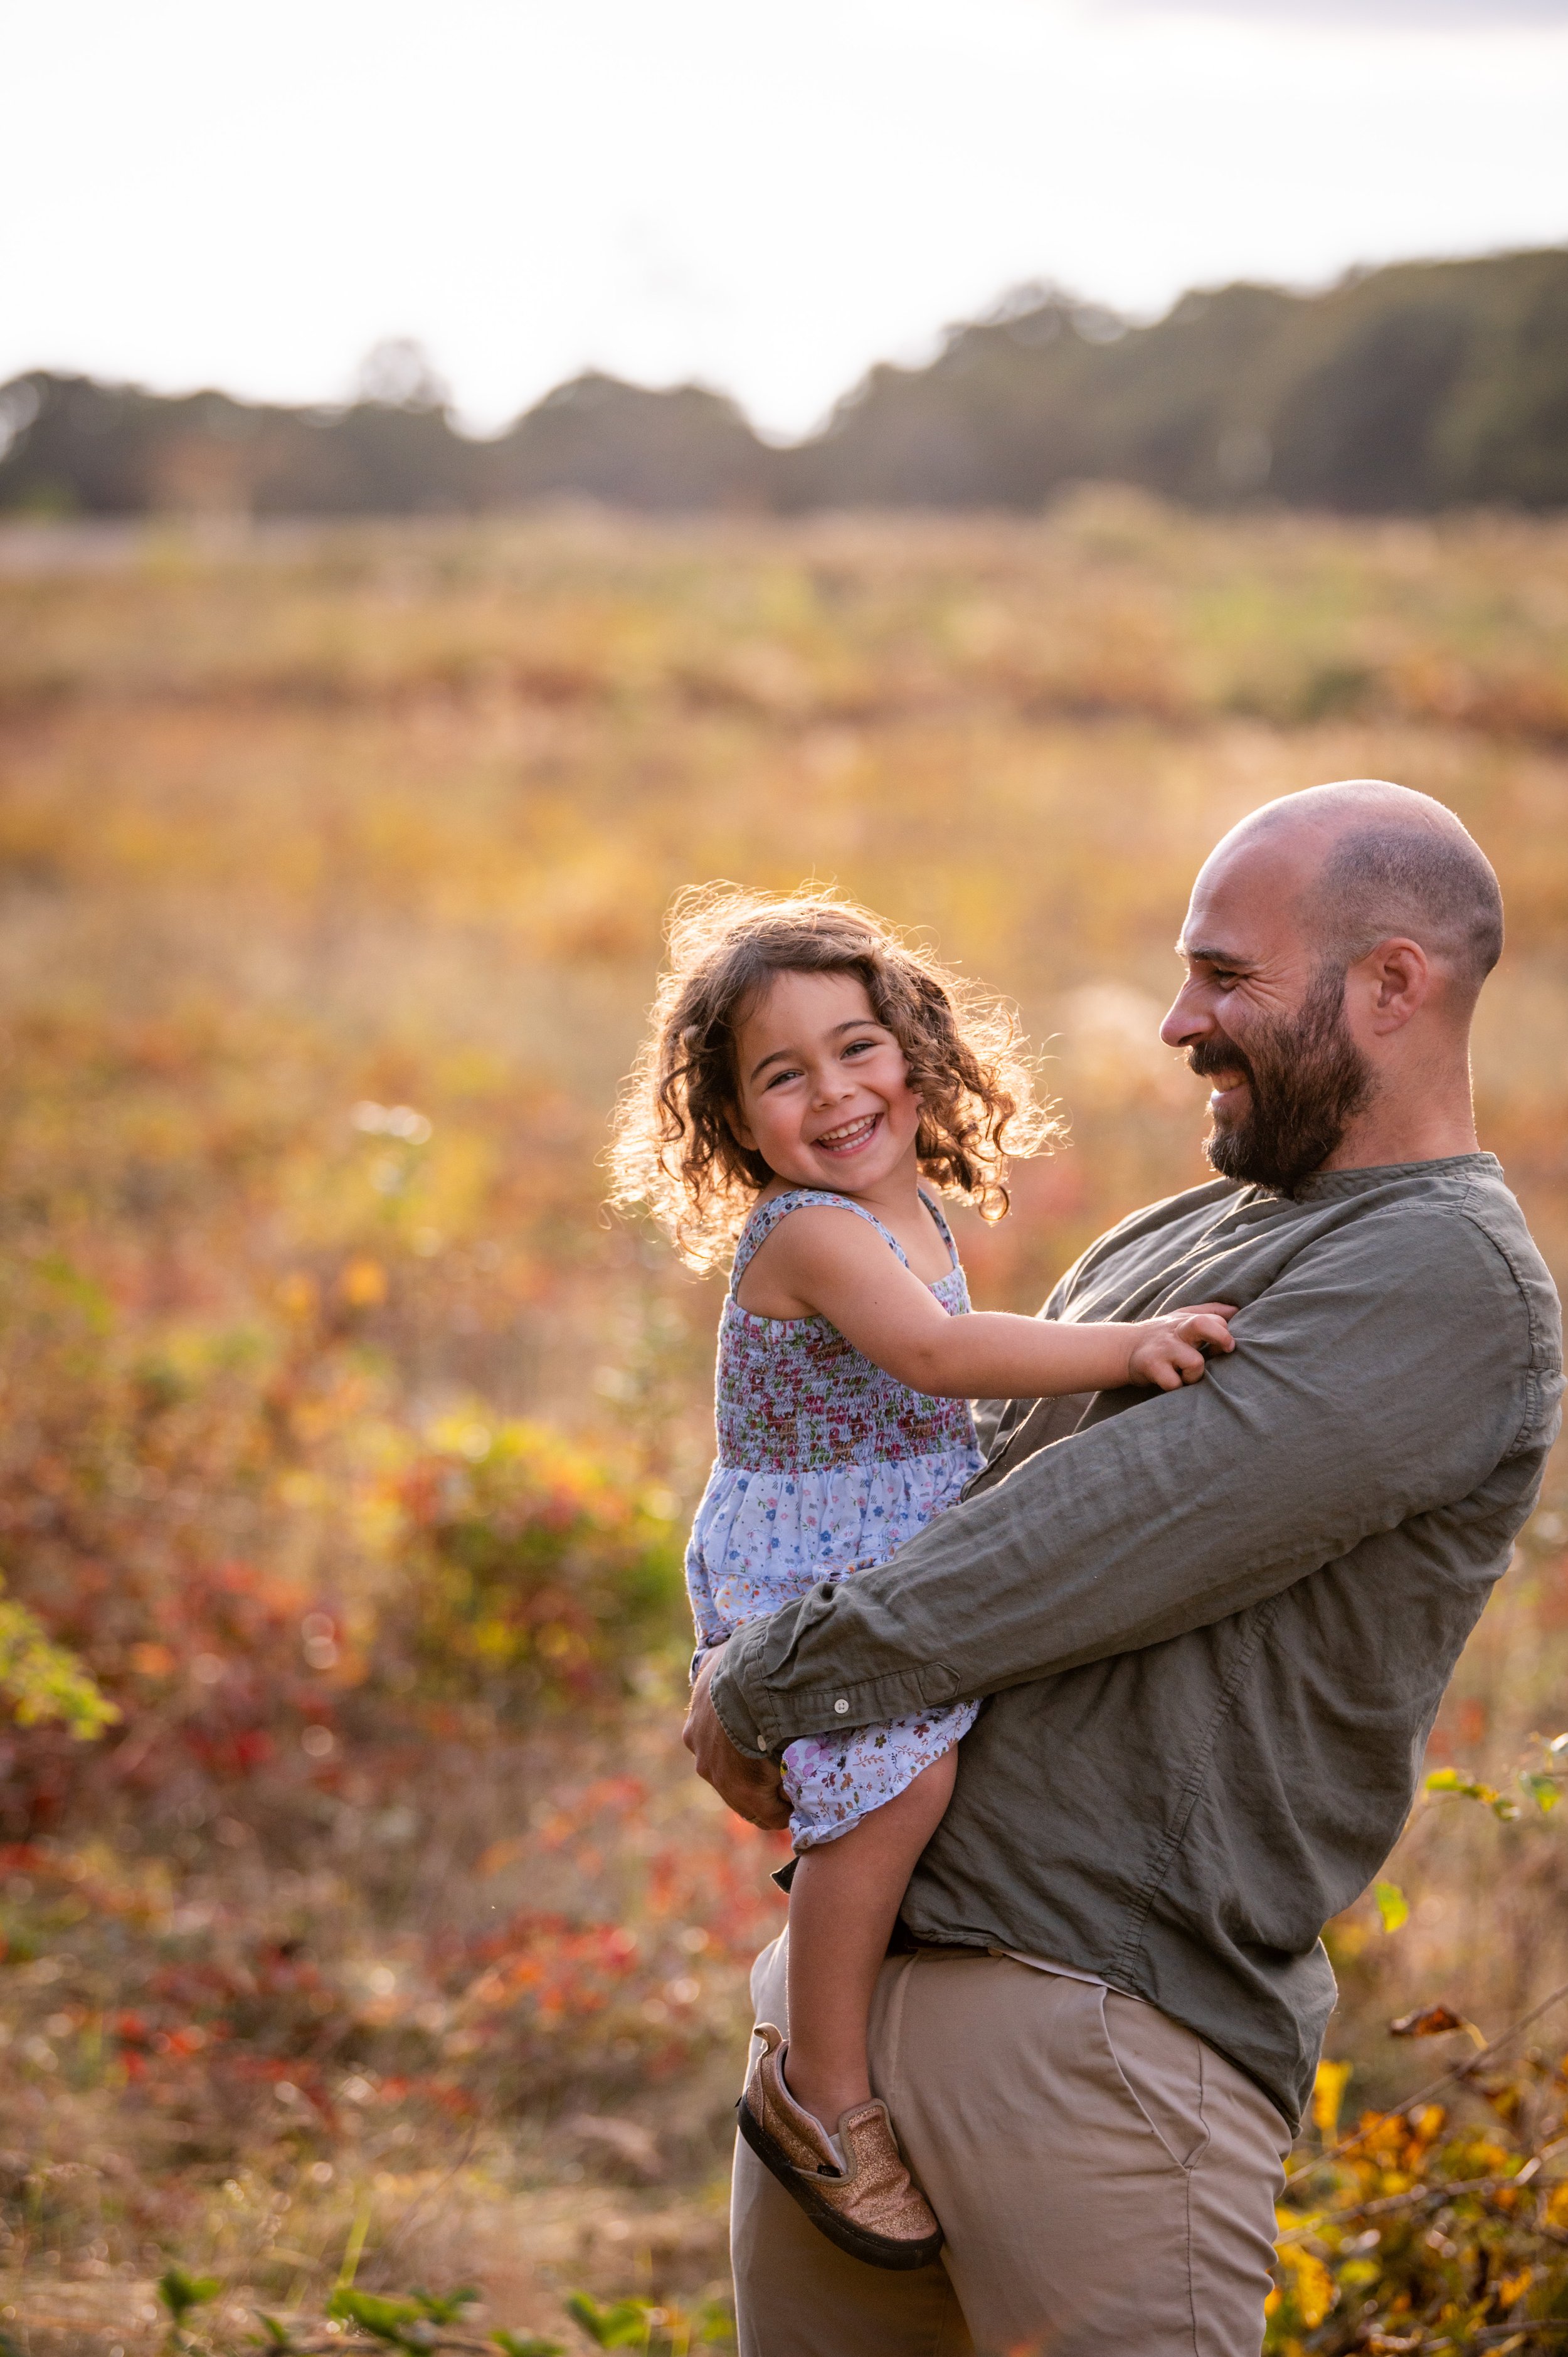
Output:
top-left (1178, 837), bottom-right (1312, 964)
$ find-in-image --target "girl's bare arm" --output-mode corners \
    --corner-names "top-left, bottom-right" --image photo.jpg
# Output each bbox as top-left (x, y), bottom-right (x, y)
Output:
top-left (744, 1207), bottom-right (1236, 1397)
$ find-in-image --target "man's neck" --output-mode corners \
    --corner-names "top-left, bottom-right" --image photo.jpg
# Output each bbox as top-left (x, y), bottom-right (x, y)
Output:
top-left (1321, 1074), bottom-right (1480, 1172)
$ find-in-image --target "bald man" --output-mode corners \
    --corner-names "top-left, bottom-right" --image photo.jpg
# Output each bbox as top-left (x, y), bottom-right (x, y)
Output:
top-left (686, 781), bottom-right (1563, 2357)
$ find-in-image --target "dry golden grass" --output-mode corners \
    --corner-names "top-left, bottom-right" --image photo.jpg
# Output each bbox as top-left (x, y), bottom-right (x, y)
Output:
top-left (1, 496), bottom-right (1566, 2352)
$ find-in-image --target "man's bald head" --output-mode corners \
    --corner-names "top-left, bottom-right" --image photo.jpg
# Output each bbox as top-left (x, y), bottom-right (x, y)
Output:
top-left (1227, 780), bottom-right (1503, 1004)
top-left (1169, 781), bottom-right (1499, 1187)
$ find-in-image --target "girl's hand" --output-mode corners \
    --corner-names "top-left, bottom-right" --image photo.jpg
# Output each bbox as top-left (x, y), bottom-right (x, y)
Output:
top-left (1125, 1303), bottom-right (1237, 1392)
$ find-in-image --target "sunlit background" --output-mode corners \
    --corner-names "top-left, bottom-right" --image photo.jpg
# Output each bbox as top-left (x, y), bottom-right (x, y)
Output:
top-left (4, 0), bottom-right (1567, 432)
top-left (4, 7), bottom-right (1568, 2354)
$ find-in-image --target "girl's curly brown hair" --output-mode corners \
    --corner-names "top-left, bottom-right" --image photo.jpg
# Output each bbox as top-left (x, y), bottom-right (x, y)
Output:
top-left (608, 884), bottom-right (1056, 1271)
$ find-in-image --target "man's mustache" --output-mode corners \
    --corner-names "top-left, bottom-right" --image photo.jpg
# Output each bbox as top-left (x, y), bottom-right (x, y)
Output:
top-left (1186, 1037), bottom-right (1256, 1086)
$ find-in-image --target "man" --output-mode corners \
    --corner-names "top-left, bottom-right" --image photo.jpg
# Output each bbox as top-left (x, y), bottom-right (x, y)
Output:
top-left (684, 780), bottom-right (1563, 2357)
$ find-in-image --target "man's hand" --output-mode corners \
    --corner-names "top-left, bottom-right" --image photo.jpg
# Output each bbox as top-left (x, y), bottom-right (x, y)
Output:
top-left (682, 1647), bottom-right (792, 1830)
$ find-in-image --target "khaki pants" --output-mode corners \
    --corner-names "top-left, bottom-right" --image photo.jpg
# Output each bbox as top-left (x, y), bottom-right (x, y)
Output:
top-left (731, 1932), bottom-right (1291, 2357)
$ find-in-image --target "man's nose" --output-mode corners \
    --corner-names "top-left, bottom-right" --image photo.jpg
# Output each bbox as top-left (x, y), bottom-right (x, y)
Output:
top-left (1160, 982), bottom-right (1211, 1049)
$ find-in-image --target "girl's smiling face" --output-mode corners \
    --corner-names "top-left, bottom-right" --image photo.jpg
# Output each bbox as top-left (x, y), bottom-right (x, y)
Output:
top-left (730, 968), bottom-right (923, 1194)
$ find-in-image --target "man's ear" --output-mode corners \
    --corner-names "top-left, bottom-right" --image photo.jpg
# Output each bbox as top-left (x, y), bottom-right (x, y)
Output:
top-left (1352, 937), bottom-right (1431, 1035)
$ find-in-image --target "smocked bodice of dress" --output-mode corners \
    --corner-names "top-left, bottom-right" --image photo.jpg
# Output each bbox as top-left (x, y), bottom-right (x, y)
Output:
top-left (685, 1185), bottom-right (985, 1846)
top-left (714, 1189), bottom-right (978, 1474)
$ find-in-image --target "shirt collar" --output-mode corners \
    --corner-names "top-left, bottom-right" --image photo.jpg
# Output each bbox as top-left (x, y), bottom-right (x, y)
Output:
top-left (1284, 1152), bottom-right (1499, 1204)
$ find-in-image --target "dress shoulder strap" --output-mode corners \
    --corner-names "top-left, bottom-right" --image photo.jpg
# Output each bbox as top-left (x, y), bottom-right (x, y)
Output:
top-left (918, 1189), bottom-right (961, 1272)
top-left (728, 1188), bottom-right (909, 1296)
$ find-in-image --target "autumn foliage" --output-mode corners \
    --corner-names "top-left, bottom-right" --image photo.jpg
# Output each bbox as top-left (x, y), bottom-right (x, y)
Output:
top-left (1, 503), bottom-right (1567, 2346)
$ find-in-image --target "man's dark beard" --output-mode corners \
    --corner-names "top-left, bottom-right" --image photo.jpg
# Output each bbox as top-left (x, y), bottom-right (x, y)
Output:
top-left (1190, 968), bottom-right (1373, 1195)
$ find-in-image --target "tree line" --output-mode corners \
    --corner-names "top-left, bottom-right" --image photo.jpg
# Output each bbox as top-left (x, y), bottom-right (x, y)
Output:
top-left (3, 246), bottom-right (1565, 518)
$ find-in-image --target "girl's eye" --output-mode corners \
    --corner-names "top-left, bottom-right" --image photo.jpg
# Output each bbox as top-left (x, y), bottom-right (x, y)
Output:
top-left (842, 1037), bottom-right (876, 1058)
top-left (764, 1066), bottom-right (803, 1090)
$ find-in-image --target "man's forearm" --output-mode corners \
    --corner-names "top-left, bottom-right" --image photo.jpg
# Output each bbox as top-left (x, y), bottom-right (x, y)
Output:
top-left (707, 1638), bottom-right (773, 1759)
top-left (711, 1212), bottom-right (1530, 1756)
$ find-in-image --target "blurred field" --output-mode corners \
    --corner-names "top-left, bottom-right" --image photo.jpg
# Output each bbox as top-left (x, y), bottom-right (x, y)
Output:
top-left (2, 495), bottom-right (1568, 2353)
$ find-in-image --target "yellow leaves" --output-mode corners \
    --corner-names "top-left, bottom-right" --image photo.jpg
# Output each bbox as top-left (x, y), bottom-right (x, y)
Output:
top-left (471, 1616), bottom-right (522, 1662)
top-left (0, 1578), bottom-right (121, 1739)
top-left (1374, 1881), bottom-right (1410, 1933)
top-left (1517, 1737), bottom-right (1568, 1812)
top-left (1291, 2255), bottom-right (1337, 2330)
top-left (277, 1469), bottom-right (330, 1510)
top-left (1362, 2104), bottom-right (1442, 2163)
top-left (277, 1270), bottom-right (319, 1322)
top-left (1426, 1766), bottom-right (1519, 1821)
top-left (338, 1256), bottom-right (388, 1309)
top-left (1497, 2265), bottom-right (1534, 2307)
top-left (384, 1411), bottom-right (684, 1706)
top-left (1423, 1769), bottom-right (1468, 1793)
top-left (535, 1624), bottom-right (590, 1666)
top-left (1313, 2058), bottom-right (1354, 2139)
top-left (1274, 2244), bottom-right (1337, 2331)
top-left (33, 1251), bottom-right (114, 1335)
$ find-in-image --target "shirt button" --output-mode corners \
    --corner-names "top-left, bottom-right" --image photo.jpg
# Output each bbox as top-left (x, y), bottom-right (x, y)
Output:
top-left (834, 1698), bottom-right (849, 1714)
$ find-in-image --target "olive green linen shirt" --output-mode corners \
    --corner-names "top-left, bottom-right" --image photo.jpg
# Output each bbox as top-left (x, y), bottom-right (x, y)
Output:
top-left (709, 1154), bottom-right (1563, 2129)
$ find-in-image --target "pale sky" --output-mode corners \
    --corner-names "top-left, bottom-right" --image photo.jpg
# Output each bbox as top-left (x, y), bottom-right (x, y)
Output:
top-left (4, 0), bottom-right (1567, 438)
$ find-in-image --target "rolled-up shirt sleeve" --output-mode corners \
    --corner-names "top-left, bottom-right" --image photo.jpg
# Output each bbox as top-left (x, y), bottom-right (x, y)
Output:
top-left (708, 1205), bottom-right (1540, 1762)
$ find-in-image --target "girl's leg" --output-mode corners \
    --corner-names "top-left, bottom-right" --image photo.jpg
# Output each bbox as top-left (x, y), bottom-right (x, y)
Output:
top-left (782, 1747), bottom-right (956, 2136)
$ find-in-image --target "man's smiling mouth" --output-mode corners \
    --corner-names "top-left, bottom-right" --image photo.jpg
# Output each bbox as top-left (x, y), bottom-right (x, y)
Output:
top-left (1189, 1047), bottom-right (1252, 1120)
top-left (813, 1112), bottom-right (881, 1155)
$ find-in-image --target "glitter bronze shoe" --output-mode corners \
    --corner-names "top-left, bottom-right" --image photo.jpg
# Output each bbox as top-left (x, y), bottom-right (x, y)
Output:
top-left (736, 2023), bottom-right (944, 2272)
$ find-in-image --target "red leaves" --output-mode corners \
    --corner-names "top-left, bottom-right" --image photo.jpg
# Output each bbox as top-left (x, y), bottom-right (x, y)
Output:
top-left (179, 1720), bottom-right (276, 1776)
top-left (1390, 2005), bottom-right (1471, 2038)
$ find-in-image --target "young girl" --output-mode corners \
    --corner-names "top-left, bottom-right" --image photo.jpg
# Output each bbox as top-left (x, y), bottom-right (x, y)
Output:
top-left (610, 887), bottom-right (1234, 2271)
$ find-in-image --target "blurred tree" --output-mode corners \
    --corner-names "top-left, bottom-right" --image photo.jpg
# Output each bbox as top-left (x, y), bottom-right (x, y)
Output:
top-left (3, 247), bottom-right (1566, 517)
top-left (484, 373), bottom-right (774, 510)
top-left (353, 337), bottom-right (452, 411)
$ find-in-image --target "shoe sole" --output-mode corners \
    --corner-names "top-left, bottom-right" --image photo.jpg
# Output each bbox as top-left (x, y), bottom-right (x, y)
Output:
top-left (736, 2095), bottom-right (945, 2272)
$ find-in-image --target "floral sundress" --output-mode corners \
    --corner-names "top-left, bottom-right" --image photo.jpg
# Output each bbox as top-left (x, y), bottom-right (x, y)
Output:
top-left (686, 1187), bottom-right (983, 1848)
